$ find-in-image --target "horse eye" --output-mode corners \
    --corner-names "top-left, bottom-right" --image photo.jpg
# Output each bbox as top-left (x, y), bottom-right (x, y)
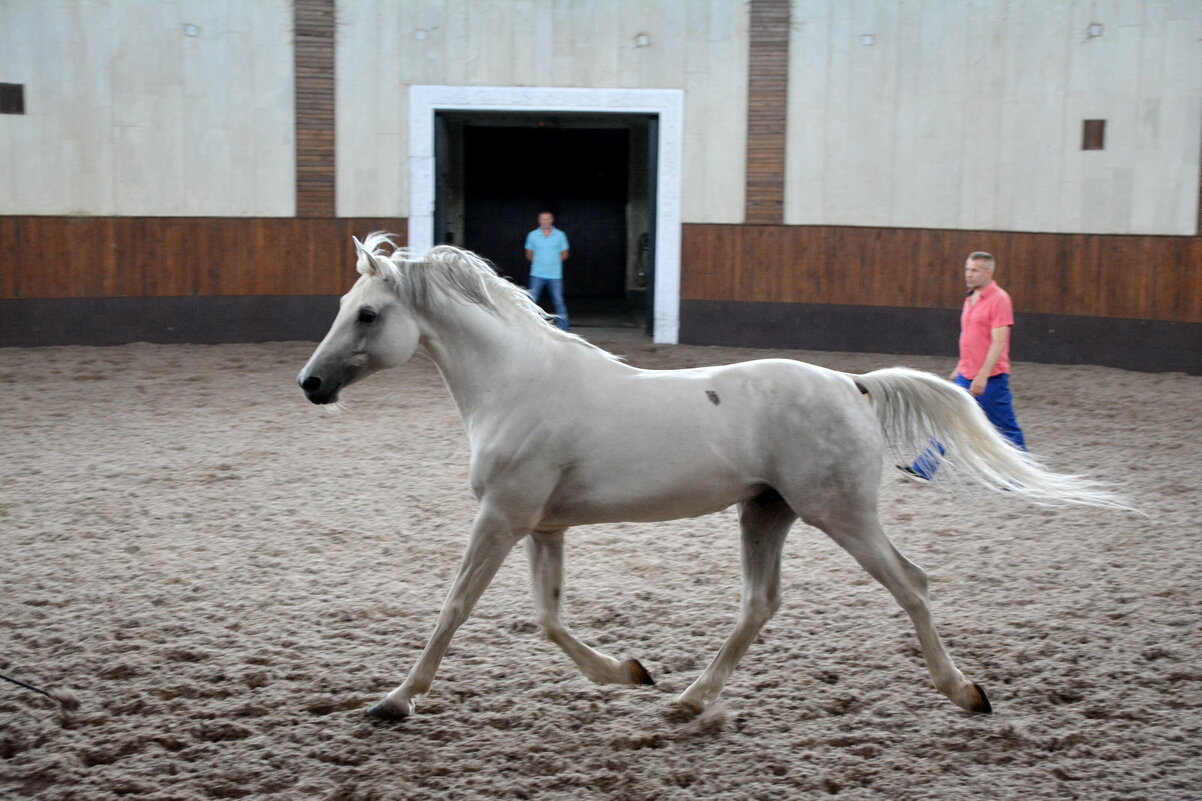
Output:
top-left (358, 307), bottom-right (378, 324)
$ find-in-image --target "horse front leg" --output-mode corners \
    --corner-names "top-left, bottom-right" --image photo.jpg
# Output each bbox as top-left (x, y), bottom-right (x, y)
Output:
top-left (526, 530), bottom-right (654, 686)
top-left (674, 497), bottom-right (795, 717)
top-left (367, 507), bottom-right (526, 721)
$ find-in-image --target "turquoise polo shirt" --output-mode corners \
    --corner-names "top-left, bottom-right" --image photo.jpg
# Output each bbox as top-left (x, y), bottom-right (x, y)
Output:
top-left (525, 227), bottom-right (570, 279)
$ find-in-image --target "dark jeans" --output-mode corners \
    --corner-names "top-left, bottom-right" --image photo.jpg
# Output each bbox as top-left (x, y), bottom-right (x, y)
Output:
top-left (527, 276), bottom-right (569, 331)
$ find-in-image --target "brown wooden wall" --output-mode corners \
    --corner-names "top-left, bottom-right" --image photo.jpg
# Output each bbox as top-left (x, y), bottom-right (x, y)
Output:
top-left (681, 224), bottom-right (1202, 324)
top-left (744, 0), bottom-right (790, 225)
top-left (0, 217), bottom-right (405, 299)
top-left (6, 217), bottom-right (1200, 325)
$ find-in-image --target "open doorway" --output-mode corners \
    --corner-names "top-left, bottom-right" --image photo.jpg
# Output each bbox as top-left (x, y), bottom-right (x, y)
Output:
top-left (434, 111), bottom-right (657, 331)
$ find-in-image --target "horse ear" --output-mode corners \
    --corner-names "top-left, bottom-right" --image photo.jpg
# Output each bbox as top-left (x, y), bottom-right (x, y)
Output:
top-left (352, 236), bottom-right (381, 276)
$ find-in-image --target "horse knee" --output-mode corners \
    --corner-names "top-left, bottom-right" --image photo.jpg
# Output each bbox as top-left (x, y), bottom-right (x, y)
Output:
top-left (744, 592), bottom-right (780, 623)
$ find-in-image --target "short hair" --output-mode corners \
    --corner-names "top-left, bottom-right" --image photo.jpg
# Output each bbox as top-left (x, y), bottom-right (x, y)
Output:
top-left (537, 210), bottom-right (554, 217)
top-left (968, 251), bottom-right (996, 269)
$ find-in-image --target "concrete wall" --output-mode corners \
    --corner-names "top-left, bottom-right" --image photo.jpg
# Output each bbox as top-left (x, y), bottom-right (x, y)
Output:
top-left (334, 0), bottom-right (750, 224)
top-left (786, 0), bottom-right (1202, 235)
top-left (2, 1), bottom-right (1198, 234)
top-left (0, 0), bottom-right (295, 216)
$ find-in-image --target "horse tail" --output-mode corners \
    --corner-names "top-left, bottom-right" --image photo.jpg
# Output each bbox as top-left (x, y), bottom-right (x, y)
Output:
top-left (850, 367), bottom-right (1131, 510)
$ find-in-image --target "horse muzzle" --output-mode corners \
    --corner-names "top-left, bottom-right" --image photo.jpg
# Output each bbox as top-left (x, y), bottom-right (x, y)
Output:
top-left (297, 372), bottom-right (342, 405)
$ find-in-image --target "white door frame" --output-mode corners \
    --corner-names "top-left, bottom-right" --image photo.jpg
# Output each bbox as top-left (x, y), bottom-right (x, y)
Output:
top-left (408, 85), bottom-right (684, 344)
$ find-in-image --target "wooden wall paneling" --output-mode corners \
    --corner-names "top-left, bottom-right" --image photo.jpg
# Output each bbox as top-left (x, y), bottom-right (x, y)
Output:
top-left (866, 228), bottom-right (891, 306)
top-left (1094, 236), bottom-right (1128, 320)
top-left (784, 226), bottom-right (811, 303)
top-left (1141, 234), bottom-right (1167, 322)
top-left (997, 233), bottom-right (1037, 316)
top-left (681, 224), bottom-right (719, 302)
top-left (1186, 239), bottom-right (1202, 323)
top-left (1075, 236), bottom-right (1104, 318)
top-left (864, 227), bottom-right (893, 308)
top-left (80, 218), bottom-right (143, 298)
top-left (6, 217), bottom-right (1196, 325)
top-left (1112, 236), bottom-right (1147, 319)
top-left (176, 218), bottom-right (210, 297)
top-left (911, 228), bottom-right (952, 309)
top-left (265, 219), bottom-right (305, 295)
top-left (148, 219), bottom-right (177, 297)
top-left (32, 218), bottom-right (73, 298)
top-left (719, 223), bottom-right (744, 300)
top-left (825, 228), bottom-right (845, 303)
top-left (682, 224), bottom-right (726, 303)
top-left (681, 223), bottom-right (1202, 324)
top-left (769, 226), bottom-right (793, 300)
top-left (0, 216), bottom-right (411, 300)
top-left (760, 226), bottom-right (789, 301)
top-left (736, 224), bottom-right (756, 300)
top-left (52, 218), bottom-right (92, 298)
top-left (231, 219), bottom-right (267, 296)
top-left (1164, 238), bottom-right (1202, 323)
top-left (186, 219), bottom-right (218, 297)
top-left (1054, 233), bottom-right (1092, 320)
top-left (21, 217), bottom-right (57, 298)
top-left (0, 217), bottom-right (17, 298)
top-left (1173, 235), bottom-right (1202, 319)
top-left (291, 218), bottom-right (337, 296)
top-left (286, 218), bottom-right (322, 296)
top-left (248, 220), bottom-right (278, 296)
top-left (820, 227), bottom-right (848, 304)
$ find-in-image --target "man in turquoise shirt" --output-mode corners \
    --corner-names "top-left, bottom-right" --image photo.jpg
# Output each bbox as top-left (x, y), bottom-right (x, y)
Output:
top-left (524, 211), bottom-right (571, 331)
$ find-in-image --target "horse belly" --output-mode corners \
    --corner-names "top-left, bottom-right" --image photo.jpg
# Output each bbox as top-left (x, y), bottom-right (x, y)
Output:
top-left (540, 463), bottom-right (752, 526)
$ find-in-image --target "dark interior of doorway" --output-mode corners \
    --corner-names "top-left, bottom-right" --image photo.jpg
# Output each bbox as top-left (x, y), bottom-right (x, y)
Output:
top-left (459, 125), bottom-right (644, 329)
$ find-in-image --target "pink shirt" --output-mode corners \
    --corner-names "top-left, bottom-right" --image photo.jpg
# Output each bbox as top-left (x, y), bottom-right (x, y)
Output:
top-left (957, 282), bottom-right (1014, 379)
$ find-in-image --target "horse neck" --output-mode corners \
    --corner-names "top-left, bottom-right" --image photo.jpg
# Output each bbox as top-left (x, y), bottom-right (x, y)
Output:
top-left (415, 301), bottom-right (576, 424)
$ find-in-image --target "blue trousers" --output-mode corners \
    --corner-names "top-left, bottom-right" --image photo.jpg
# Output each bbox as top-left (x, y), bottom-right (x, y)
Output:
top-left (911, 372), bottom-right (1026, 479)
top-left (527, 276), bottom-right (569, 331)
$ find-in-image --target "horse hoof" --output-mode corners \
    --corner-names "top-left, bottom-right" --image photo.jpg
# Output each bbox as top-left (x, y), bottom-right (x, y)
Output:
top-left (968, 683), bottom-right (993, 715)
top-left (624, 658), bottom-right (655, 686)
top-left (664, 699), bottom-right (704, 723)
top-left (366, 698), bottom-right (410, 721)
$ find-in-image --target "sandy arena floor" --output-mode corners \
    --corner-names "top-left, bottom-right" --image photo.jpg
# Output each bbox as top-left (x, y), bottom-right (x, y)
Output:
top-left (1, 331), bottom-right (1199, 800)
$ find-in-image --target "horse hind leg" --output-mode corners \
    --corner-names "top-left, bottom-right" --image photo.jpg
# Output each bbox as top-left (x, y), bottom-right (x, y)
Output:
top-left (812, 507), bottom-right (992, 714)
top-left (674, 494), bottom-right (795, 717)
top-left (525, 530), bottom-right (654, 686)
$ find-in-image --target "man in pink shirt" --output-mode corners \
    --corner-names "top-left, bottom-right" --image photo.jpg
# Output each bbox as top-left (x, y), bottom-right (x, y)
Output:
top-left (902, 251), bottom-right (1026, 481)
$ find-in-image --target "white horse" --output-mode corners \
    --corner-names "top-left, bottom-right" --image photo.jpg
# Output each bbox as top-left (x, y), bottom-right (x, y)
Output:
top-left (298, 234), bottom-right (1125, 722)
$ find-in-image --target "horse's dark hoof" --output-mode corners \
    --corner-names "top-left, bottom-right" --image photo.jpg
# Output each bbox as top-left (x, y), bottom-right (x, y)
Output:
top-left (366, 698), bottom-right (410, 721)
top-left (968, 683), bottom-right (993, 714)
top-left (663, 699), bottom-right (704, 723)
top-left (624, 658), bottom-right (655, 686)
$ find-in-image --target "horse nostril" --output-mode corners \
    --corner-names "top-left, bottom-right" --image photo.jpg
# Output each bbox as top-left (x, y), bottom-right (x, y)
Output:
top-left (300, 376), bottom-right (322, 392)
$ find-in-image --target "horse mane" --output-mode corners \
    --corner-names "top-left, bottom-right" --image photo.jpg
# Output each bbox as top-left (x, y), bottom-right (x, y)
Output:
top-left (355, 232), bottom-right (623, 362)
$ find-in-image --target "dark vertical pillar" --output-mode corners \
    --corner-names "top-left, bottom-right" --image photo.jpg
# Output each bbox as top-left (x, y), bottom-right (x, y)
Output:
top-left (294, 0), bottom-right (336, 217)
top-left (744, 0), bottom-right (791, 225)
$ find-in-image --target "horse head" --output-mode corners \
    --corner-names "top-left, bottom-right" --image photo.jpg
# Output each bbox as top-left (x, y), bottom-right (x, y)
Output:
top-left (297, 235), bottom-right (422, 404)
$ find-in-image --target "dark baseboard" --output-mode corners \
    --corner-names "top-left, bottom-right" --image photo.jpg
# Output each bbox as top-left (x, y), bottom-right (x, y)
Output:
top-left (6, 296), bottom-right (1198, 375)
top-left (0, 296), bottom-right (341, 347)
top-left (680, 300), bottom-right (1202, 375)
